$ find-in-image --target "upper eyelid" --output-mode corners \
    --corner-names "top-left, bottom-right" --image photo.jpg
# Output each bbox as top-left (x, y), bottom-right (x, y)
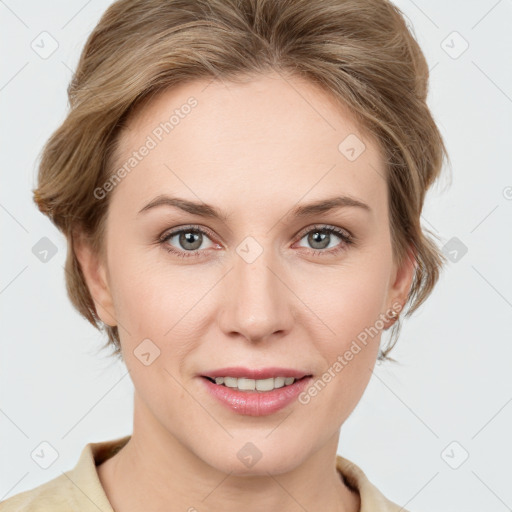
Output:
top-left (160, 224), bottom-right (216, 240)
top-left (295, 223), bottom-right (352, 239)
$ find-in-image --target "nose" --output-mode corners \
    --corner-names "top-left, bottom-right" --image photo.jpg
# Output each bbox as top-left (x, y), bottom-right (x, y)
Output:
top-left (217, 243), bottom-right (295, 344)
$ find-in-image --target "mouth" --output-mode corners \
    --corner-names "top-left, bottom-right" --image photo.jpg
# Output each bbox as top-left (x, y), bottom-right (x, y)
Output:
top-left (200, 372), bottom-right (314, 415)
top-left (201, 374), bottom-right (312, 393)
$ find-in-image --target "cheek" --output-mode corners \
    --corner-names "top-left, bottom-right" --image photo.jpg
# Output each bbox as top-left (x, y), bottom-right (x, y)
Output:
top-left (106, 237), bottom-right (176, 327)
top-left (298, 256), bottom-right (390, 408)
top-left (107, 246), bottom-right (214, 358)
top-left (306, 254), bottom-right (391, 343)
top-left (109, 267), bottom-right (164, 338)
top-left (108, 256), bottom-right (194, 405)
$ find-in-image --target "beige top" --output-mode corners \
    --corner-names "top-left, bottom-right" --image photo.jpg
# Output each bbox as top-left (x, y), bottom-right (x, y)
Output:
top-left (0, 435), bottom-right (410, 511)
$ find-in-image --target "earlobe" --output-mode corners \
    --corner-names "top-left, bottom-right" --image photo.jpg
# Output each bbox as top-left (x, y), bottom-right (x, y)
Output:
top-left (72, 230), bottom-right (118, 327)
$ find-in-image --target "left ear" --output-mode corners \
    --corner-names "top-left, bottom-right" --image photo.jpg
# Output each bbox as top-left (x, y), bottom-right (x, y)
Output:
top-left (73, 228), bottom-right (118, 328)
top-left (385, 243), bottom-right (416, 322)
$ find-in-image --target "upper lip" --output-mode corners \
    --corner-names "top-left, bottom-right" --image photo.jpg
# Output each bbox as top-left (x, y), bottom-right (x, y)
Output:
top-left (201, 367), bottom-right (312, 380)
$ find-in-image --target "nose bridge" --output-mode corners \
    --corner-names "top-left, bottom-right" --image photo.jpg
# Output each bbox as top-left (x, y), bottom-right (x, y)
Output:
top-left (218, 237), bottom-right (293, 341)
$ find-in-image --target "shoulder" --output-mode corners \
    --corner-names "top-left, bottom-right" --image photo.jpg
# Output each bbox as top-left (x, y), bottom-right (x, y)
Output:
top-left (0, 473), bottom-right (76, 511)
top-left (0, 435), bottom-right (130, 512)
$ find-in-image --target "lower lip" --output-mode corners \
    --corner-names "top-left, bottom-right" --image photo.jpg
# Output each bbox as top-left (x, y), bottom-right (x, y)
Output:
top-left (200, 376), bottom-right (313, 416)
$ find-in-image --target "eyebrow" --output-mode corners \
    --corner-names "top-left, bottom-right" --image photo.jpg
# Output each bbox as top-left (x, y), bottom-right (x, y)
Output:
top-left (137, 194), bottom-right (371, 220)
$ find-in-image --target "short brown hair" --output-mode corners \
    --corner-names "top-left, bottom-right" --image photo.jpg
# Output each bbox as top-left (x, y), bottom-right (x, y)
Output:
top-left (33, 0), bottom-right (450, 362)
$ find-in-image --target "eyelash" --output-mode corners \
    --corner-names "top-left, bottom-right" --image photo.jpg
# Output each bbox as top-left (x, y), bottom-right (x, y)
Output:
top-left (157, 224), bottom-right (355, 259)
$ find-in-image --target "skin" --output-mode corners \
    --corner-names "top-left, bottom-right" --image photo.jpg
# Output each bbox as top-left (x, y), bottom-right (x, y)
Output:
top-left (75, 71), bottom-right (415, 512)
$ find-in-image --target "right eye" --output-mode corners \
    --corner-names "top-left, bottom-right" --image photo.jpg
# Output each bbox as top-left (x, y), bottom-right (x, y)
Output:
top-left (158, 225), bottom-right (220, 258)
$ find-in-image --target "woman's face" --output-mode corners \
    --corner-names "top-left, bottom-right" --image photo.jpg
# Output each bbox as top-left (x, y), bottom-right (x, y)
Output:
top-left (79, 72), bottom-right (414, 474)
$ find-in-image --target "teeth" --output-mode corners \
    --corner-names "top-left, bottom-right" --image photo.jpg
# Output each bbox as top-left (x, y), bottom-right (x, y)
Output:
top-left (212, 376), bottom-right (297, 392)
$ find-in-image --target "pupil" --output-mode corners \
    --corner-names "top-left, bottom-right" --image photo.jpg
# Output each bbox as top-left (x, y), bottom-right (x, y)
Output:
top-left (309, 231), bottom-right (329, 249)
top-left (180, 231), bottom-right (202, 250)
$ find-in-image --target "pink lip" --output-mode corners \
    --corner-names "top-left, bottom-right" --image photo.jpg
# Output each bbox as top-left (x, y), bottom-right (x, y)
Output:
top-left (200, 375), bottom-right (313, 416)
top-left (201, 366), bottom-right (311, 380)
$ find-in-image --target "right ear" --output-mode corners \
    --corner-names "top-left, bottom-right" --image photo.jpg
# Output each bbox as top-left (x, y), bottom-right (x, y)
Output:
top-left (72, 229), bottom-right (117, 327)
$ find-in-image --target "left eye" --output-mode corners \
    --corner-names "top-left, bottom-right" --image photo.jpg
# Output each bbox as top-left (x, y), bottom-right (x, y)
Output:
top-left (295, 225), bottom-right (352, 252)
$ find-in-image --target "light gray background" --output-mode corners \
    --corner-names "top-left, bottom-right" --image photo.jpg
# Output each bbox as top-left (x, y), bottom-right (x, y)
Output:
top-left (1, 1), bottom-right (511, 510)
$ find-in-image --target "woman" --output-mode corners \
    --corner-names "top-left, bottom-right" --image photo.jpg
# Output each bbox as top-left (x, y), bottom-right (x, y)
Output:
top-left (1, 0), bottom-right (449, 510)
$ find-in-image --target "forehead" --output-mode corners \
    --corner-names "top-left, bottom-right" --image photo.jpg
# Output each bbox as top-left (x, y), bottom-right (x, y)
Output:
top-left (110, 73), bottom-right (387, 219)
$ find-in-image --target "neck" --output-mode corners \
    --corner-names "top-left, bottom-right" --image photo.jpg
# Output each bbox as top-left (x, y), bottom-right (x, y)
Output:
top-left (97, 394), bottom-right (360, 512)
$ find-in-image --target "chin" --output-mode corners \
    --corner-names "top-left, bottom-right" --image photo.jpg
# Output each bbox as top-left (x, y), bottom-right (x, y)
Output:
top-left (193, 436), bottom-right (310, 476)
